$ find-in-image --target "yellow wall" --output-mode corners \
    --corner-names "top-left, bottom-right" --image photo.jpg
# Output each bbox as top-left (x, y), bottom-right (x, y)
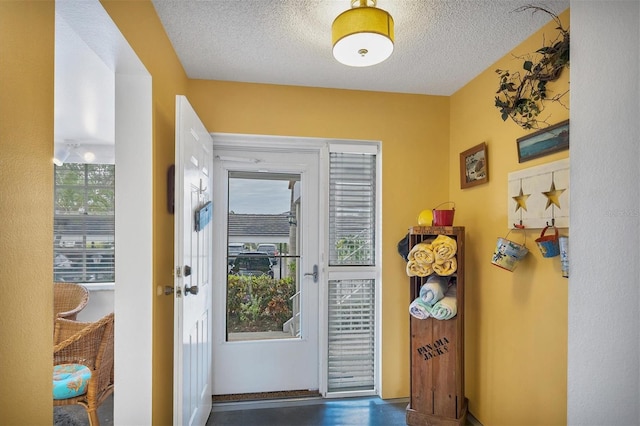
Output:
top-left (187, 80), bottom-right (451, 398)
top-left (99, 1), bottom-right (189, 423)
top-left (0, 1), bottom-right (55, 424)
top-left (449, 11), bottom-right (570, 426)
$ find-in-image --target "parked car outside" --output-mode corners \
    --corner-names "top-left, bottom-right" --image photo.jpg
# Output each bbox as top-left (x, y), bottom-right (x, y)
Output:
top-left (228, 242), bottom-right (245, 269)
top-left (256, 243), bottom-right (278, 264)
top-left (230, 252), bottom-right (274, 278)
top-left (228, 242), bottom-right (245, 255)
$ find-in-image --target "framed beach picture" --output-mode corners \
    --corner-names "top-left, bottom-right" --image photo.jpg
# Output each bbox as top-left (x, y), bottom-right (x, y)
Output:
top-left (460, 142), bottom-right (488, 189)
top-left (517, 120), bottom-right (569, 163)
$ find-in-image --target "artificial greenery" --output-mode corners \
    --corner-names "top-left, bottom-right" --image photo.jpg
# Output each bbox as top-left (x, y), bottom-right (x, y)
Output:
top-left (494, 6), bottom-right (570, 129)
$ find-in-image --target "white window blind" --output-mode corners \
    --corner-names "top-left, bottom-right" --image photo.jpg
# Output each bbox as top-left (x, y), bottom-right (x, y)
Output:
top-left (328, 278), bottom-right (376, 392)
top-left (328, 152), bottom-right (376, 266)
top-left (327, 149), bottom-right (378, 394)
top-left (54, 164), bottom-right (115, 283)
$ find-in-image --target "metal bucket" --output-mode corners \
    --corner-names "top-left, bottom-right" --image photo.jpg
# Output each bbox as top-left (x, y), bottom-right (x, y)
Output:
top-left (432, 202), bottom-right (455, 226)
top-left (559, 236), bottom-right (569, 278)
top-left (535, 226), bottom-right (560, 258)
top-left (491, 230), bottom-right (528, 272)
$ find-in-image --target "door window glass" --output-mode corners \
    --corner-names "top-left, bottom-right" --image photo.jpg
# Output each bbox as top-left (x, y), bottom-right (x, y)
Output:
top-left (226, 172), bottom-right (301, 342)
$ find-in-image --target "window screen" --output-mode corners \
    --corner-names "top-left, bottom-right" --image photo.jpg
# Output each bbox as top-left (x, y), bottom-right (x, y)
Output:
top-left (54, 164), bottom-right (115, 283)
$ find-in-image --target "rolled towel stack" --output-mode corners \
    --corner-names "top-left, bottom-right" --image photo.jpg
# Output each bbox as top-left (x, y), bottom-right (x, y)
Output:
top-left (405, 235), bottom-right (458, 277)
top-left (409, 283), bottom-right (458, 321)
top-left (419, 275), bottom-right (449, 306)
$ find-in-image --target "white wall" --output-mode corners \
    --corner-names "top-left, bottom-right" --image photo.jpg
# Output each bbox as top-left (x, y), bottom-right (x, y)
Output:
top-left (76, 288), bottom-right (114, 322)
top-left (569, 2), bottom-right (640, 424)
top-left (56, 1), bottom-right (154, 425)
top-left (55, 12), bottom-right (115, 164)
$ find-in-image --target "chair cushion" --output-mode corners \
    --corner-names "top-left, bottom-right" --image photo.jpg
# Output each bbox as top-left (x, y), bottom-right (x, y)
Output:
top-left (53, 364), bottom-right (91, 400)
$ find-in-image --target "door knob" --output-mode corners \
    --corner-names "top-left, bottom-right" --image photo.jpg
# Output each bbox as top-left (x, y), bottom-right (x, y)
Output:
top-left (185, 284), bottom-right (199, 295)
top-left (183, 265), bottom-right (192, 277)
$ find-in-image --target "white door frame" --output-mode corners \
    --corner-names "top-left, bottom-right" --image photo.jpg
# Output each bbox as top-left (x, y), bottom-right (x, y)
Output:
top-left (210, 133), bottom-right (328, 394)
top-left (210, 134), bottom-right (383, 398)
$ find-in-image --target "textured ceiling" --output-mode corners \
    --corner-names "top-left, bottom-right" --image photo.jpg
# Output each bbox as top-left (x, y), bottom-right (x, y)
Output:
top-left (151, 0), bottom-right (569, 96)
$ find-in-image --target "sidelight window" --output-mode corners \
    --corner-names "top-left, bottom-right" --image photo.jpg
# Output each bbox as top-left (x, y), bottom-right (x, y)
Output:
top-left (327, 147), bottom-right (379, 393)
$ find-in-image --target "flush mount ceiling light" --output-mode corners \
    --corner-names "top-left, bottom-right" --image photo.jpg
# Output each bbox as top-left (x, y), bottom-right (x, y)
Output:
top-left (53, 144), bottom-right (71, 166)
top-left (53, 142), bottom-right (98, 165)
top-left (332, 0), bottom-right (394, 67)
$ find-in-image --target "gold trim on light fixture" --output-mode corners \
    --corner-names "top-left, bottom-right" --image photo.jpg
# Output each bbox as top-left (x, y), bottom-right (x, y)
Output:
top-left (332, 0), bottom-right (394, 67)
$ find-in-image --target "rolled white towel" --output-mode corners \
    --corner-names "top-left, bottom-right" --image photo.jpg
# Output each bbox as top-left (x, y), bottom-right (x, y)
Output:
top-left (430, 284), bottom-right (457, 320)
top-left (409, 298), bottom-right (431, 320)
top-left (419, 275), bottom-right (449, 306)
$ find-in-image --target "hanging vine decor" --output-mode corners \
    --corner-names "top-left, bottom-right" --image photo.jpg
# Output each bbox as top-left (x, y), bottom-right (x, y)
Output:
top-left (494, 6), bottom-right (570, 129)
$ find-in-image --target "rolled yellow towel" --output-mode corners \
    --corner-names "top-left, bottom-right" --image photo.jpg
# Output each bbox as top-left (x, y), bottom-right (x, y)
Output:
top-left (433, 257), bottom-right (457, 276)
top-left (408, 242), bottom-right (435, 264)
top-left (431, 234), bottom-right (457, 262)
top-left (406, 259), bottom-right (433, 277)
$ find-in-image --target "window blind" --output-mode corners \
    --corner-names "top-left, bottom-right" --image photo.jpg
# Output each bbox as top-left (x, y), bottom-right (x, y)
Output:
top-left (327, 149), bottom-right (377, 393)
top-left (327, 278), bottom-right (376, 392)
top-left (54, 164), bottom-right (115, 283)
top-left (328, 152), bottom-right (376, 266)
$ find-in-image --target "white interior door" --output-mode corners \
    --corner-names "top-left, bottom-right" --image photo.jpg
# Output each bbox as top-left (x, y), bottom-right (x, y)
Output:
top-left (174, 95), bottom-right (213, 425)
top-left (212, 146), bottom-right (321, 395)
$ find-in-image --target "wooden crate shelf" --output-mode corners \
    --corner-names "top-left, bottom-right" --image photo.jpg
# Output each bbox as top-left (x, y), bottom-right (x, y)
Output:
top-left (406, 226), bottom-right (467, 426)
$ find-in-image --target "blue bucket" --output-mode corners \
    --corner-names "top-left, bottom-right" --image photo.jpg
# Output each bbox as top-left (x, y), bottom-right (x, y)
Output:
top-left (491, 230), bottom-right (529, 272)
top-left (535, 226), bottom-right (560, 258)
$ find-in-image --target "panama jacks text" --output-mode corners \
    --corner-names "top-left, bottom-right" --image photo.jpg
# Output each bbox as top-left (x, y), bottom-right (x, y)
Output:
top-left (416, 336), bottom-right (450, 361)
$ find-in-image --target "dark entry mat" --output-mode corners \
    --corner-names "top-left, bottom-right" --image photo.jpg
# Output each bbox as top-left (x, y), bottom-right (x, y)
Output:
top-left (213, 389), bottom-right (321, 402)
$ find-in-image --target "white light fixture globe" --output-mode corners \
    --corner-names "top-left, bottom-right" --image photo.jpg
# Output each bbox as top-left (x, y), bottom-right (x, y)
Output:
top-left (53, 144), bottom-right (71, 166)
top-left (332, 0), bottom-right (394, 67)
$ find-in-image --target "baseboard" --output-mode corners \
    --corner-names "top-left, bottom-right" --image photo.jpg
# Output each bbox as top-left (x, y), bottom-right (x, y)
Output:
top-left (467, 411), bottom-right (483, 426)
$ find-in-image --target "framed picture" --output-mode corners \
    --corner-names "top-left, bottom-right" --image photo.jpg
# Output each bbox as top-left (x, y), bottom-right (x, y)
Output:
top-left (517, 119), bottom-right (569, 163)
top-left (460, 142), bottom-right (488, 189)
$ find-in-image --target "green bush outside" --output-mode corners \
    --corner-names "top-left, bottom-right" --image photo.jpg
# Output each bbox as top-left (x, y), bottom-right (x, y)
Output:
top-left (227, 274), bottom-right (296, 333)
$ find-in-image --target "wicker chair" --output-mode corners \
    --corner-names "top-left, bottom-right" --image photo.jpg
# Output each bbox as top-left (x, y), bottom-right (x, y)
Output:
top-left (53, 312), bottom-right (114, 426)
top-left (54, 283), bottom-right (89, 321)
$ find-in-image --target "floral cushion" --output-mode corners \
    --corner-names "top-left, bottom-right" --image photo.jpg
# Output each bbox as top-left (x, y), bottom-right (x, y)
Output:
top-left (53, 364), bottom-right (91, 400)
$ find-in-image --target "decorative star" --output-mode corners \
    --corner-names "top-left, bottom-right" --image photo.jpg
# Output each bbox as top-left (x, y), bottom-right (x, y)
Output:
top-left (543, 181), bottom-right (566, 209)
top-left (512, 187), bottom-right (530, 212)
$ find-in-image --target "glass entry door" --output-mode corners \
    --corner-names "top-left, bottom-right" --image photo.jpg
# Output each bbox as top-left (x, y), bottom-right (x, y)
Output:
top-left (212, 148), bottom-right (320, 395)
